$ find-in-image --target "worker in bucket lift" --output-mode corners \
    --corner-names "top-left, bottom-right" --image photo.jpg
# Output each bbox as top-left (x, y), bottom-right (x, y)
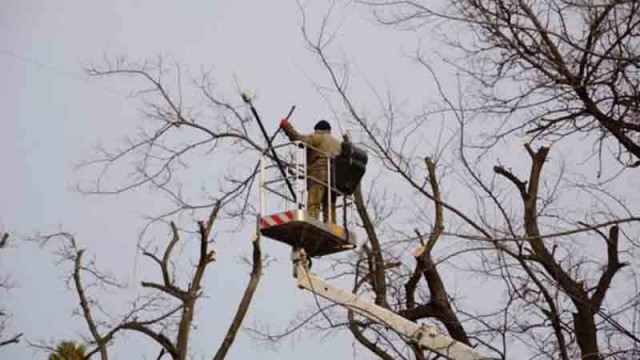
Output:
top-left (280, 118), bottom-right (341, 223)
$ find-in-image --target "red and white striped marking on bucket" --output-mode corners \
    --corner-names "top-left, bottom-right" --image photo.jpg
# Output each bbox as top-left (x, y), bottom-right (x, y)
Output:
top-left (260, 210), bottom-right (295, 229)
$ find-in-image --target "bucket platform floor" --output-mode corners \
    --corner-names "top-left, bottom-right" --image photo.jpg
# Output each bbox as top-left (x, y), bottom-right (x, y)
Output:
top-left (260, 210), bottom-right (356, 257)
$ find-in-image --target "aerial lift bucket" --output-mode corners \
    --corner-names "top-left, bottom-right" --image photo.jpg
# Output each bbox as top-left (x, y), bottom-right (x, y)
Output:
top-left (256, 142), bottom-right (357, 257)
top-left (242, 93), bottom-right (357, 257)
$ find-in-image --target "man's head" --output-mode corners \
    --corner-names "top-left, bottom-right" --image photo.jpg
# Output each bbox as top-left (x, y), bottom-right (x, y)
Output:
top-left (314, 120), bottom-right (331, 132)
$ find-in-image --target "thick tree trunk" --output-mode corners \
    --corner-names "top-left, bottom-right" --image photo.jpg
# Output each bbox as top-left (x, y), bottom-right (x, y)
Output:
top-left (573, 308), bottom-right (600, 360)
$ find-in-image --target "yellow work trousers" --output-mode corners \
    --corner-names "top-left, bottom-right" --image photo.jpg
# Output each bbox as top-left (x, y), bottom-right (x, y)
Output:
top-left (307, 183), bottom-right (337, 224)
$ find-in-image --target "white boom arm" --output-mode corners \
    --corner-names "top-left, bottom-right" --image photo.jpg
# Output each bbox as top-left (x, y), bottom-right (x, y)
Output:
top-left (292, 250), bottom-right (490, 360)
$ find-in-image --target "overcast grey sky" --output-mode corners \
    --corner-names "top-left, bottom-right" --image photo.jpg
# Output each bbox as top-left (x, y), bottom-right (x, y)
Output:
top-left (0, 1), bottom-right (431, 359)
top-left (5, 1), bottom-right (640, 359)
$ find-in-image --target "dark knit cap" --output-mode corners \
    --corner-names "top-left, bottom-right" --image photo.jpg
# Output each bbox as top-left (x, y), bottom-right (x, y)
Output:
top-left (314, 120), bottom-right (331, 131)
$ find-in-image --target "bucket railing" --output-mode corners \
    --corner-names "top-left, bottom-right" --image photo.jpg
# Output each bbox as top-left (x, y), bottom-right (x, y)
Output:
top-left (258, 141), bottom-right (351, 225)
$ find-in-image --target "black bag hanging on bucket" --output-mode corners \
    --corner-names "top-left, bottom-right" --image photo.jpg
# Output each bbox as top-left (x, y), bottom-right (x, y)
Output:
top-left (333, 140), bottom-right (368, 195)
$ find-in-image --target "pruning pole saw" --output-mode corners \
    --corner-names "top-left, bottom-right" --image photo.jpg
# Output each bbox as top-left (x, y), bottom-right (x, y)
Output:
top-left (241, 91), bottom-right (297, 202)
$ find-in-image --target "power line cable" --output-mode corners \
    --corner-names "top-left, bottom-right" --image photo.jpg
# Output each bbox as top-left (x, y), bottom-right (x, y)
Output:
top-left (0, 46), bottom-right (123, 95)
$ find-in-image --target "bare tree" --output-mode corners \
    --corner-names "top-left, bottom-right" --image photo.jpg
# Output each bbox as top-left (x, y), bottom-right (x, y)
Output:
top-left (357, 0), bottom-right (640, 169)
top-left (244, 3), bottom-right (640, 360)
top-left (24, 57), bottom-right (282, 359)
top-left (36, 202), bottom-right (262, 360)
top-left (79, 58), bottom-right (270, 229)
top-left (0, 233), bottom-right (23, 349)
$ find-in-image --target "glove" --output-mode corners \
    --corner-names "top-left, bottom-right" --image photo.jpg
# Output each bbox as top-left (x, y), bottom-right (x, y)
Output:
top-left (280, 118), bottom-right (290, 128)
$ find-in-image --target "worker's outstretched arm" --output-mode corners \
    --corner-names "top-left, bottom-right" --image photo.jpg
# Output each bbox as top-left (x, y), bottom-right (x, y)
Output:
top-left (280, 119), bottom-right (312, 144)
